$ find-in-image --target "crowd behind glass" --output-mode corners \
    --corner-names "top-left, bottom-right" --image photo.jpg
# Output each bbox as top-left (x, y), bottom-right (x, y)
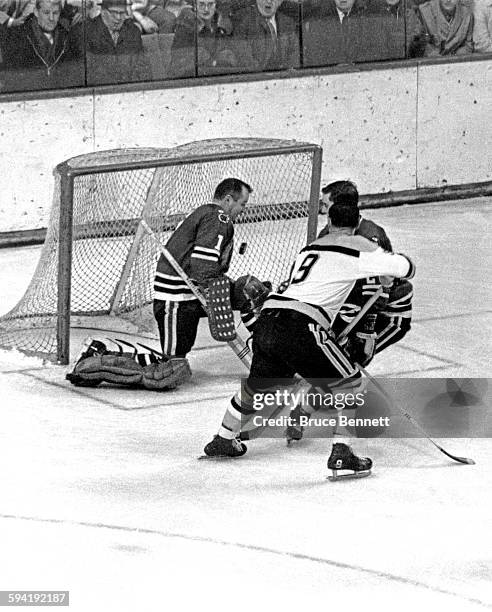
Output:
top-left (0, 0), bottom-right (490, 92)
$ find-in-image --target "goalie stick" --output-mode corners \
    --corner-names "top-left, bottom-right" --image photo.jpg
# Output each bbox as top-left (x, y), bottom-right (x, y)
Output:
top-left (140, 220), bottom-right (252, 369)
top-left (357, 364), bottom-right (476, 466)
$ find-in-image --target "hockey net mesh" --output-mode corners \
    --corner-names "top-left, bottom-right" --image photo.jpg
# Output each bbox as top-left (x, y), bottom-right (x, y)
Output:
top-left (0, 139), bottom-right (320, 362)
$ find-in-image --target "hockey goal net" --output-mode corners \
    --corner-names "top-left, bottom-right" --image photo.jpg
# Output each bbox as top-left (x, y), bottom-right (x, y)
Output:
top-left (0, 138), bottom-right (322, 363)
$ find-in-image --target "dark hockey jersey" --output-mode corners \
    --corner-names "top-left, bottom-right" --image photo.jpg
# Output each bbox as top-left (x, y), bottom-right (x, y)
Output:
top-left (154, 203), bottom-right (234, 302)
top-left (318, 217), bottom-right (392, 252)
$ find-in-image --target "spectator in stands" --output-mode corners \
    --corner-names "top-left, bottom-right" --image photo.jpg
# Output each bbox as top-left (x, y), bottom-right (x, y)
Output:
top-left (0, 0), bottom-right (31, 62)
top-left (132, 0), bottom-right (177, 33)
top-left (369, 0), bottom-right (419, 59)
top-left (83, 0), bottom-right (152, 84)
top-left (231, 0), bottom-right (299, 71)
top-left (0, 0), bottom-right (83, 91)
top-left (473, 0), bottom-right (492, 52)
top-left (409, 0), bottom-right (473, 56)
top-left (0, 0), bottom-right (33, 28)
top-left (170, 0), bottom-right (237, 76)
top-left (302, 0), bottom-right (382, 67)
top-left (165, 0), bottom-right (191, 17)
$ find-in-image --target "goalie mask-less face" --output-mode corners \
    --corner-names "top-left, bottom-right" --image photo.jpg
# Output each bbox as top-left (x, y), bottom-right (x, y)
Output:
top-left (223, 187), bottom-right (250, 221)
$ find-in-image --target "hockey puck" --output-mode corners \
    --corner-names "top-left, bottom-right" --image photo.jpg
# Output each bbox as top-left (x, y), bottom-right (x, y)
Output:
top-left (239, 242), bottom-right (247, 255)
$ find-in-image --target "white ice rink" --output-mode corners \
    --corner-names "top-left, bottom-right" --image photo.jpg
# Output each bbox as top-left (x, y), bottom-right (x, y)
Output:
top-left (0, 198), bottom-right (491, 611)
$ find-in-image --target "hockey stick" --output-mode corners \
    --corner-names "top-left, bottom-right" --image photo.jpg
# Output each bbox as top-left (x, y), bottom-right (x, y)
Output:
top-left (240, 286), bottom-right (386, 441)
top-left (357, 363), bottom-right (475, 465)
top-left (336, 286), bottom-right (384, 343)
top-left (140, 220), bottom-right (252, 369)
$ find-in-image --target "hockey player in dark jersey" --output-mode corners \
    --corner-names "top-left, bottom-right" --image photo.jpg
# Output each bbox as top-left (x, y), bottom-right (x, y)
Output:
top-left (203, 203), bottom-right (416, 478)
top-left (319, 180), bottom-right (393, 250)
top-left (153, 177), bottom-right (268, 364)
top-left (320, 180), bottom-right (413, 361)
top-left (66, 178), bottom-right (271, 390)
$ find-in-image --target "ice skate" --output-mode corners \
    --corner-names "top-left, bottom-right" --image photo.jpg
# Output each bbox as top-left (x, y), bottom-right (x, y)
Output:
top-left (201, 435), bottom-right (247, 459)
top-left (285, 406), bottom-right (310, 445)
top-left (327, 443), bottom-right (372, 481)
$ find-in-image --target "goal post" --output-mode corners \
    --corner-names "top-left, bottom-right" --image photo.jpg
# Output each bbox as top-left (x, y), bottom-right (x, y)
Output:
top-left (0, 138), bottom-right (323, 364)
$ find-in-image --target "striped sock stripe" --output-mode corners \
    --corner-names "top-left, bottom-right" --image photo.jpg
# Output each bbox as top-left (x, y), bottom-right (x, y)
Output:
top-left (163, 301), bottom-right (177, 356)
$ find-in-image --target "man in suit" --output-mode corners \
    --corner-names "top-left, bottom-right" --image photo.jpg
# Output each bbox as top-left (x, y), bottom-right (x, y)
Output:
top-left (84, 0), bottom-right (152, 84)
top-left (302, 0), bottom-right (377, 66)
top-left (232, 0), bottom-right (299, 71)
top-left (0, 0), bottom-right (83, 91)
top-left (170, 0), bottom-right (237, 77)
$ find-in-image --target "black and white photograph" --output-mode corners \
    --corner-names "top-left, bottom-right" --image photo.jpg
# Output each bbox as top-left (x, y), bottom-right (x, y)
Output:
top-left (0, 0), bottom-right (491, 609)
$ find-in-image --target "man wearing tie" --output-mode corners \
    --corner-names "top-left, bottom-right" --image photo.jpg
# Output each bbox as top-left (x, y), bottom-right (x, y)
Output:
top-left (302, 0), bottom-right (376, 67)
top-left (232, 0), bottom-right (299, 71)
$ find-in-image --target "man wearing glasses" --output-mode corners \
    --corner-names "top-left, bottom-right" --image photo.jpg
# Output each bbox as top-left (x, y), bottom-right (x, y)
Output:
top-left (84, 0), bottom-right (151, 84)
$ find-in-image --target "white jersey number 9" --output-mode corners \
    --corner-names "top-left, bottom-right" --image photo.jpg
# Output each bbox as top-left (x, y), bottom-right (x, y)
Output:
top-left (291, 253), bottom-right (319, 284)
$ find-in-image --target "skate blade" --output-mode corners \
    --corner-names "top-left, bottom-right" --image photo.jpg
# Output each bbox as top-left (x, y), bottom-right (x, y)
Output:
top-left (327, 469), bottom-right (372, 481)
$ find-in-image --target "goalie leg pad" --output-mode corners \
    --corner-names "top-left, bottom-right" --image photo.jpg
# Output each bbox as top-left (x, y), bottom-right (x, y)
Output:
top-left (142, 358), bottom-right (192, 390)
top-left (68, 354), bottom-right (143, 387)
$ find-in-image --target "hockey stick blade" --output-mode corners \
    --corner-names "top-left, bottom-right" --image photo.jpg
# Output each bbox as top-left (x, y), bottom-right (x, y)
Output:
top-left (414, 435), bottom-right (475, 465)
top-left (358, 364), bottom-right (476, 466)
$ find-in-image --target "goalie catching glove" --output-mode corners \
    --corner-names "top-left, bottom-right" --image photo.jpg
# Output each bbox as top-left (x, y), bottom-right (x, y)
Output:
top-left (231, 275), bottom-right (272, 314)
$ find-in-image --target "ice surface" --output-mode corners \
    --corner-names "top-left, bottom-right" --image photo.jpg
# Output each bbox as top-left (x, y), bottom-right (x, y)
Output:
top-left (0, 199), bottom-right (491, 611)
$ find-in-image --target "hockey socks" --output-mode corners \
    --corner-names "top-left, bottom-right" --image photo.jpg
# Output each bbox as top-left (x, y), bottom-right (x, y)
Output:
top-left (218, 385), bottom-right (257, 440)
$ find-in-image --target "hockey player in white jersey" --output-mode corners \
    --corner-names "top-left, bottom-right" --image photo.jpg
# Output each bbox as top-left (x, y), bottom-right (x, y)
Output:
top-left (203, 202), bottom-right (416, 478)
